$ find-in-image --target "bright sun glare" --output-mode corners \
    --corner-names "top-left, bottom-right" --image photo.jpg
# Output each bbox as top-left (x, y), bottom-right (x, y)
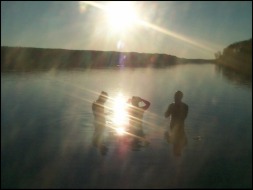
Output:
top-left (112, 93), bottom-right (129, 135)
top-left (80, 1), bottom-right (215, 54)
top-left (105, 1), bottom-right (139, 33)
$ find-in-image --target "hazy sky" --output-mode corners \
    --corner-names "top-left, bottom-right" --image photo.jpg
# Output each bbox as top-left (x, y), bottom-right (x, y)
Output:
top-left (1, 1), bottom-right (252, 59)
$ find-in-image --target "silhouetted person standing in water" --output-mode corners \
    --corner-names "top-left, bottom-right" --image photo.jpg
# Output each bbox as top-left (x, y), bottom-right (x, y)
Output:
top-left (128, 96), bottom-right (151, 150)
top-left (164, 91), bottom-right (188, 156)
top-left (92, 91), bottom-right (109, 155)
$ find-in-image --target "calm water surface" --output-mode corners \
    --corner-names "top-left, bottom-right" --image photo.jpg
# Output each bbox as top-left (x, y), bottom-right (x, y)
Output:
top-left (1, 63), bottom-right (252, 188)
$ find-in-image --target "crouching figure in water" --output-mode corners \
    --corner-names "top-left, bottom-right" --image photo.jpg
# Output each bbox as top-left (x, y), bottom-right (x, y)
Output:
top-left (127, 96), bottom-right (151, 150)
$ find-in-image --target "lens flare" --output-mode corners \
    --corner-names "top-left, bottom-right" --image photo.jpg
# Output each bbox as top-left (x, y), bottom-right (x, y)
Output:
top-left (115, 127), bottom-right (126, 136)
top-left (112, 93), bottom-right (129, 135)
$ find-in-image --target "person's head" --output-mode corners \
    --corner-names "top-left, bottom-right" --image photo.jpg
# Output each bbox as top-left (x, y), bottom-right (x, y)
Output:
top-left (131, 96), bottom-right (140, 106)
top-left (174, 90), bottom-right (183, 103)
top-left (98, 91), bottom-right (108, 103)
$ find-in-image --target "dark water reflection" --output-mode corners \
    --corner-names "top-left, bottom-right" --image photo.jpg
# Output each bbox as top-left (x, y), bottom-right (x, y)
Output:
top-left (215, 64), bottom-right (252, 88)
top-left (1, 64), bottom-right (252, 188)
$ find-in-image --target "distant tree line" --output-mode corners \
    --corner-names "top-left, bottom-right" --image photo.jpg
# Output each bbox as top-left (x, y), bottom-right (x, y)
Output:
top-left (215, 39), bottom-right (252, 77)
top-left (1, 46), bottom-right (213, 72)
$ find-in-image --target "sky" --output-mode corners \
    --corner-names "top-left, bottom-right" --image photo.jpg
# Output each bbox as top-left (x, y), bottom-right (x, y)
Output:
top-left (1, 1), bottom-right (252, 59)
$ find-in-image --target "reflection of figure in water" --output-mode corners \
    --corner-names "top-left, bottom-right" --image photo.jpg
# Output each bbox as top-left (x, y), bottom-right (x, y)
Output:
top-left (127, 96), bottom-right (151, 150)
top-left (92, 91), bottom-right (109, 155)
top-left (164, 91), bottom-right (188, 157)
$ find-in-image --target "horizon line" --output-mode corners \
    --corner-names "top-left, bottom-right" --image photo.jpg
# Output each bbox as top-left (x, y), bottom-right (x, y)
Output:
top-left (1, 45), bottom-right (215, 60)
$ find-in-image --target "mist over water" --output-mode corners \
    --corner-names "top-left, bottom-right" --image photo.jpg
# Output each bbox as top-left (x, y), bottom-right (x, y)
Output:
top-left (1, 63), bottom-right (252, 188)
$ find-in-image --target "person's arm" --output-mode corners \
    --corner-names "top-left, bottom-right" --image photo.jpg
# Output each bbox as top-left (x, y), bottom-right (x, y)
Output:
top-left (140, 98), bottom-right (150, 110)
top-left (92, 102), bottom-right (96, 117)
top-left (183, 104), bottom-right (188, 120)
top-left (164, 104), bottom-right (172, 118)
top-left (92, 102), bottom-right (95, 112)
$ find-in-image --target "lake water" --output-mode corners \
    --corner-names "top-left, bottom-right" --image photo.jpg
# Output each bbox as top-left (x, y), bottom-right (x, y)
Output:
top-left (1, 63), bottom-right (252, 188)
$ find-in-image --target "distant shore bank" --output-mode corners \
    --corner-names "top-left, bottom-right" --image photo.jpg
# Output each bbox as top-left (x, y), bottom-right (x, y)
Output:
top-left (1, 46), bottom-right (214, 72)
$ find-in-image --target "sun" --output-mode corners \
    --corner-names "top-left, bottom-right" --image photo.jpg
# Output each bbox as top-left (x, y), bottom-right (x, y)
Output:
top-left (105, 1), bottom-right (139, 33)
